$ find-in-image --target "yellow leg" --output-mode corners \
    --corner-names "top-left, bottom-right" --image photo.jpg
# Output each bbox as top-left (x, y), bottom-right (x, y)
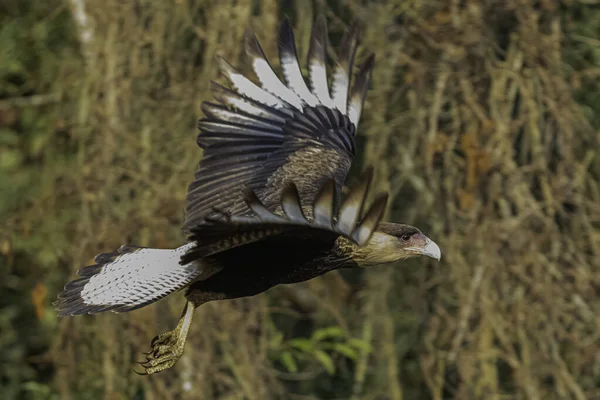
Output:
top-left (136, 300), bottom-right (195, 375)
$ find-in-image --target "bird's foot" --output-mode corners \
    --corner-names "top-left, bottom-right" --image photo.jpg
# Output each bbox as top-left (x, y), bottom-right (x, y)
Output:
top-left (134, 300), bottom-right (196, 376)
top-left (136, 329), bottom-right (185, 375)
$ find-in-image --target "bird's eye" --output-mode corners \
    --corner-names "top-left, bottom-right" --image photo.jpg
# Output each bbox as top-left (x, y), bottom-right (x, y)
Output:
top-left (401, 233), bottom-right (412, 241)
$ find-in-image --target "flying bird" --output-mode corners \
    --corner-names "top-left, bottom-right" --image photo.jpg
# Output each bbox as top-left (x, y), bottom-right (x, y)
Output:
top-left (55, 15), bottom-right (441, 375)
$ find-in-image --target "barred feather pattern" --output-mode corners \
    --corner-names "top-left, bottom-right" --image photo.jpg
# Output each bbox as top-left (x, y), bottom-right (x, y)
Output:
top-left (54, 243), bottom-right (206, 316)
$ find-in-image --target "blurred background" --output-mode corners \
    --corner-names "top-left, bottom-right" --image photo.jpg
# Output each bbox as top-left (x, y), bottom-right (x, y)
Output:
top-left (2, 0), bottom-right (600, 399)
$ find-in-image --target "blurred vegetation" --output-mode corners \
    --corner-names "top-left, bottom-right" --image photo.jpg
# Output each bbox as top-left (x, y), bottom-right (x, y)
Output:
top-left (1, 0), bottom-right (600, 399)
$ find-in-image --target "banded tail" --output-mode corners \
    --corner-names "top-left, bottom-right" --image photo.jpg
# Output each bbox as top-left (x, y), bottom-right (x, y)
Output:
top-left (54, 243), bottom-right (202, 316)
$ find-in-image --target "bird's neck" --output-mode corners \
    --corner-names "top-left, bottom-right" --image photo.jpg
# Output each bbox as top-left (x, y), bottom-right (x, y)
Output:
top-left (336, 232), bottom-right (408, 267)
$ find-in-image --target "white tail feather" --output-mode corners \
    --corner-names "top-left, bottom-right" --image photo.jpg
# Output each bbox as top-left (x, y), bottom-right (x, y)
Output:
top-left (55, 243), bottom-right (208, 316)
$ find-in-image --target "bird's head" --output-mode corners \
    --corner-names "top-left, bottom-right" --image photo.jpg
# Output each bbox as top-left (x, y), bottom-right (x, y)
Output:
top-left (350, 222), bottom-right (441, 266)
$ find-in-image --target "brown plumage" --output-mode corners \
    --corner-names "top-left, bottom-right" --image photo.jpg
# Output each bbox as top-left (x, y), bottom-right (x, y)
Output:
top-left (54, 15), bottom-right (441, 375)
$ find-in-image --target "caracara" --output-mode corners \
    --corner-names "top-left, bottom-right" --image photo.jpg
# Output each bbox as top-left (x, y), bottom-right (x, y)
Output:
top-left (55, 15), bottom-right (441, 375)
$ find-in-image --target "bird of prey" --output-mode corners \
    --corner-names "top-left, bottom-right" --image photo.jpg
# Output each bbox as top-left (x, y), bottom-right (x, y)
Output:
top-left (55, 15), bottom-right (441, 375)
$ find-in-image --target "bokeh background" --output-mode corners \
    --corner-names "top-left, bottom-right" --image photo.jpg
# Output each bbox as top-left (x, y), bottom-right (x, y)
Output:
top-left (2, 0), bottom-right (600, 399)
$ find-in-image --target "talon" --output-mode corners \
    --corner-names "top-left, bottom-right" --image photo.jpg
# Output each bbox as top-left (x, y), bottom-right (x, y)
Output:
top-left (133, 368), bottom-right (148, 376)
top-left (134, 301), bottom-right (195, 375)
top-left (136, 332), bottom-right (182, 374)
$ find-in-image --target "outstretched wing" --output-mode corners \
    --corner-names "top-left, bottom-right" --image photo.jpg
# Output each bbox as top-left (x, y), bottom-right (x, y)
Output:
top-left (181, 168), bottom-right (388, 265)
top-left (182, 16), bottom-right (375, 233)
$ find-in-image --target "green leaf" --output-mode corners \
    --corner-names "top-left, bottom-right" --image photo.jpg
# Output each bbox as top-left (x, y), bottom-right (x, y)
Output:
top-left (280, 351), bottom-right (298, 373)
top-left (22, 381), bottom-right (52, 395)
top-left (347, 338), bottom-right (373, 354)
top-left (270, 331), bottom-right (284, 349)
top-left (312, 326), bottom-right (347, 342)
top-left (331, 343), bottom-right (359, 360)
top-left (314, 350), bottom-right (335, 375)
top-left (289, 338), bottom-right (314, 353)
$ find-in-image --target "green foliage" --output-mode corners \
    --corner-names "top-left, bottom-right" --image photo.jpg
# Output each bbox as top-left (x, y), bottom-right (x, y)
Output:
top-left (0, 2), bottom-right (80, 398)
top-left (271, 326), bottom-right (371, 376)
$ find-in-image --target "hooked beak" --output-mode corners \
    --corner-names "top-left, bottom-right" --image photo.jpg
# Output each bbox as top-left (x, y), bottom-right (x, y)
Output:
top-left (407, 237), bottom-right (442, 261)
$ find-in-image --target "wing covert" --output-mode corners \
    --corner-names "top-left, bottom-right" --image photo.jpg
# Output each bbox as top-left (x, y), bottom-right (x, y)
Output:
top-left (181, 168), bottom-right (388, 265)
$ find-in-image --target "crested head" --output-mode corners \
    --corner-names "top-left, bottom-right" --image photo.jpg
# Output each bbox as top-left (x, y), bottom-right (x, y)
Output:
top-left (348, 221), bottom-right (441, 266)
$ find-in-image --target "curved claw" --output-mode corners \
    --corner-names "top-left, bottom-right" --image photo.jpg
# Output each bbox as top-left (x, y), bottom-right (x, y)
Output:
top-left (133, 368), bottom-right (149, 376)
top-left (136, 356), bottom-right (152, 365)
top-left (134, 305), bottom-right (193, 376)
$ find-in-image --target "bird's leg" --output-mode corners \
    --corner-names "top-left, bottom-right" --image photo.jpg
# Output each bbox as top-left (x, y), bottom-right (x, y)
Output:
top-left (136, 300), bottom-right (196, 375)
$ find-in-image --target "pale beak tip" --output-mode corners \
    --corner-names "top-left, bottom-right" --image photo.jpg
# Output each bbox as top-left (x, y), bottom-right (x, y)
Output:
top-left (422, 239), bottom-right (441, 261)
